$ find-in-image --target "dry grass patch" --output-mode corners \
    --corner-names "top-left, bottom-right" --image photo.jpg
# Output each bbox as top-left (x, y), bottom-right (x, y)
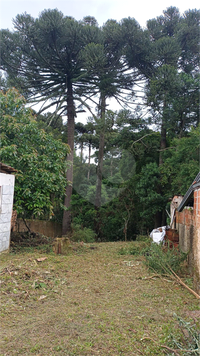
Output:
top-left (0, 241), bottom-right (199, 355)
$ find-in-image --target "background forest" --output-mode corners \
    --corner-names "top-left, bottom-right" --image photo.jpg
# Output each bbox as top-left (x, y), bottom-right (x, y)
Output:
top-left (0, 6), bottom-right (199, 240)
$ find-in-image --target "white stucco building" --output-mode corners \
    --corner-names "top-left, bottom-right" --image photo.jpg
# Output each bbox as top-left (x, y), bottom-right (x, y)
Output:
top-left (0, 163), bottom-right (16, 253)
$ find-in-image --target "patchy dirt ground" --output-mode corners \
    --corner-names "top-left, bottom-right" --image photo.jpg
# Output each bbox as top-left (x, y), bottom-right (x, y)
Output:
top-left (0, 241), bottom-right (199, 356)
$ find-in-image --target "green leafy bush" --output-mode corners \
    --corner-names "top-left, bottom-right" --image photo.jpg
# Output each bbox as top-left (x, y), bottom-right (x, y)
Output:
top-left (136, 235), bottom-right (151, 242)
top-left (70, 224), bottom-right (96, 243)
top-left (0, 88), bottom-right (70, 220)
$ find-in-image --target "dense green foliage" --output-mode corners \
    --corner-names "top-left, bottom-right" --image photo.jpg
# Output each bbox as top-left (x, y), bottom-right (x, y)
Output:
top-left (70, 224), bottom-right (96, 243)
top-left (0, 7), bottom-right (199, 239)
top-left (0, 89), bottom-right (69, 219)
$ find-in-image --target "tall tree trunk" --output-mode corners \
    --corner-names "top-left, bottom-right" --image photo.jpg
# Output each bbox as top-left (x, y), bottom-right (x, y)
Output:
top-left (62, 80), bottom-right (75, 235)
top-left (110, 154), bottom-right (113, 177)
top-left (80, 142), bottom-right (83, 163)
top-left (95, 95), bottom-right (106, 208)
top-left (157, 108), bottom-right (167, 227)
top-left (179, 113), bottom-right (184, 138)
top-left (87, 143), bottom-right (91, 180)
top-left (159, 119), bottom-right (167, 166)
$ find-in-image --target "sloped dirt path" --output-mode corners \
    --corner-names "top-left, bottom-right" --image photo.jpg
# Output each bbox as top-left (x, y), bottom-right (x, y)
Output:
top-left (0, 242), bottom-right (199, 355)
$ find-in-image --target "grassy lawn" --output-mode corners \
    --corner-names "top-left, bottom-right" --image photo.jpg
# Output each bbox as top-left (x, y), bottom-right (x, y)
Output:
top-left (0, 241), bottom-right (199, 356)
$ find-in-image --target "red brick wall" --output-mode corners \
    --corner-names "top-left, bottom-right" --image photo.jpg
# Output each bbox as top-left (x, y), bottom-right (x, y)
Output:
top-left (193, 189), bottom-right (200, 294)
top-left (176, 208), bottom-right (194, 274)
top-left (175, 188), bottom-right (200, 294)
top-left (176, 208), bottom-right (193, 226)
top-left (194, 189), bottom-right (200, 225)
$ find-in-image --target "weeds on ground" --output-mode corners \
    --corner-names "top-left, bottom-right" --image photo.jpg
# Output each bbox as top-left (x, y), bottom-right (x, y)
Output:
top-left (118, 237), bottom-right (187, 276)
top-left (136, 235), bottom-right (151, 242)
top-left (144, 243), bottom-right (188, 274)
top-left (10, 232), bottom-right (54, 254)
top-left (118, 239), bottom-right (198, 300)
top-left (166, 314), bottom-right (200, 355)
top-left (142, 315), bottom-right (200, 356)
top-left (118, 237), bottom-right (151, 256)
top-left (10, 229), bottom-right (96, 256)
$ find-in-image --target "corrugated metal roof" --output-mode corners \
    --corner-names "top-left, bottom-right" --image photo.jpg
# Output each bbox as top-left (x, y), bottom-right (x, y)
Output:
top-left (0, 162), bottom-right (17, 174)
top-left (177, 171), bottom-right (200, 212)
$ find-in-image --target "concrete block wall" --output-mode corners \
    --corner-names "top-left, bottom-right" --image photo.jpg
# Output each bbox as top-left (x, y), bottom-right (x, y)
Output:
top-left (0, 173), bottom-right (15, 253)
top-left (14, 218), bottom-right (62, 238)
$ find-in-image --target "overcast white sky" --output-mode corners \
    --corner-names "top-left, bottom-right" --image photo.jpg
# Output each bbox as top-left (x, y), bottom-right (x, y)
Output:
top-left (0, 0), bottom-right (199, 128)
top-left (0, 0), bottom-right (199, 30)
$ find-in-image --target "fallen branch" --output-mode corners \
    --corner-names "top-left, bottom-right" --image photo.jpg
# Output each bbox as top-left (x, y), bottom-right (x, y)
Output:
top-left (141, 334), bottom-right (199, 354)
top-left (150, 262), bottom-right (200, 300)
top-left (174, 349), bottom-right (200, 354)
top-left (149, 267), bottom-right (175, 293)
top-left (160, 344), bottom-right (181, 355)
top-left (142, 273), bottom-right (170, 280)
top-left (22, 258), bottom-right (32, 265)
top-left (134, 347), bottom-right (144, 355)
top-left (22, 218), bottom-right (31, 233)
top-left (142, 274), bottom-right (161, 280)
top-left (168, 266), bottom-right (200, 300)
top-left (141, 337), bottom-right (180, 356)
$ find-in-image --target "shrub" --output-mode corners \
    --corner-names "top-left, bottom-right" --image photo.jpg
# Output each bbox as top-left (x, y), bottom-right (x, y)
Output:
top-left (70, 224), bottom-right (96, 243)
top-left (0, 89), bottom-right (69, 220)
top-left (136, 235), bottom-right (151, 242)
top-left (144, 243), bottom-right (187, 274)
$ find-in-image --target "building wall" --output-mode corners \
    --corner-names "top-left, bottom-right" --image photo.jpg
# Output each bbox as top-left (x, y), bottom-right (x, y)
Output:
top-left (176, 208), bottom-right (194, 252)
top-left (193, 188), bottom-right (200, 294)
top-left (176, 208), bottom-right (194, 272)
top-left (14, 219), bottom-right (62, 238)
top-left (0, 173), bottom-right (15, 253)
top-left (175, 188), bottom-right (200, 294)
